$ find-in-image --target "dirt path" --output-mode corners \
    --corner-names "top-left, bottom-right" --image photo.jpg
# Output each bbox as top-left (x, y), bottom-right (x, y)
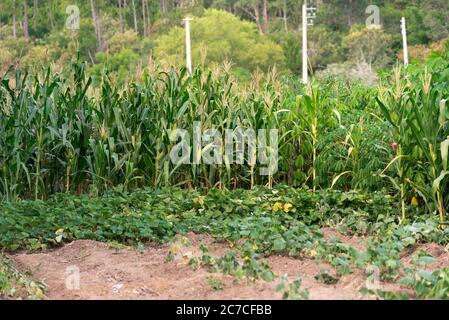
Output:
top-left (9, 230), bottom-right (447, 300)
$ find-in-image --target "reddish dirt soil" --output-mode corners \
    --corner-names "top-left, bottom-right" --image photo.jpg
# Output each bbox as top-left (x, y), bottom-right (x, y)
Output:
top-left (9, 229), bottom-right (449, 300)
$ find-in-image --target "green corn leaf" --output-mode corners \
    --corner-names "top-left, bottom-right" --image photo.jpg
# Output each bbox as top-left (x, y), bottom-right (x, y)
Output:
top-left (331, 171), bottom-right (353, 189)
top-left (441, 139), bottom-right (449, 171)
top-left (432, 171), bottom-right (449, 193)
top-left (439, 99), bottom-right (447, 127)
top-left (375, 97), bottom-right (394, 127)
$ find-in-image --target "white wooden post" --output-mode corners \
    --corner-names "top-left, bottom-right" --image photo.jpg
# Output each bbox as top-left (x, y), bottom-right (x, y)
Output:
top-left (302, 2), bottom-right (308, 84)
top-left (401, 17), bottom-right (409, 66)
top-left (184, 17), bottom-right (193, 75)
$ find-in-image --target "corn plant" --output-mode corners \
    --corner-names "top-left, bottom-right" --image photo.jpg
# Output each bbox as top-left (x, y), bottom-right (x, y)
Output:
top-left (377, 68), bottom-right (449, 223)
top-left (406, 76), bottom-right (449, 223)
top-left (376, 68), bottom-right (416, 221)
top-left (2, 60), bottom-right (445, 207)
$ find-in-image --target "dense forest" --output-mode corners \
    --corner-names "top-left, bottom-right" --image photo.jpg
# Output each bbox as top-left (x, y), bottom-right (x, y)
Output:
top-left (0, 0), bottom-right (448, 81)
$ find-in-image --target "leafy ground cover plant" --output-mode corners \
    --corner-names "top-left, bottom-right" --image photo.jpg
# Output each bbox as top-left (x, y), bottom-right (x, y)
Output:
top-left (1, 168), bottom-right (449, 300)
top-left (1, 186), bottom-right (449, 299)
top-left (188, 245), bottom-right (274, 283)
top-left (0, 255), bottom-right (46, 300)
top-left (400, 268), bottom-right (449, 299)
top-left (275, 275), bottom-right (309, 300)
top-left (0, 186), bottom-right (435, 253)
top-left (364, 266), bottom-right (449, 300)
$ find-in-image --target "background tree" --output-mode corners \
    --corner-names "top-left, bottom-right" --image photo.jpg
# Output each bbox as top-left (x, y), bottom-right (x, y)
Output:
top-left (0, 0), bottom-right (448, 79)
top-left (155, 9), bottom-right (285, 78)
top-left (344, 25), bottom-right (393, 70)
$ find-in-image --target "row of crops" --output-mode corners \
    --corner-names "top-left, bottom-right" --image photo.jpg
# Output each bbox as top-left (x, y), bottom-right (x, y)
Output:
top-left (1, 52), bottom-right (449, 222)
top-left (1, 186), bottom-right (449, 299)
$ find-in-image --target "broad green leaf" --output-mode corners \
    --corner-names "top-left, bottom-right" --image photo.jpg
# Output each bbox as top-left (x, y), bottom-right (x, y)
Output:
top-left (273, 238), bottom-right (286, 251)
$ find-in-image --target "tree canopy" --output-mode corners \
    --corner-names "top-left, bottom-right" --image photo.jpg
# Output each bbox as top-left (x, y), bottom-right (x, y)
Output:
top-left (155, 9), bottom-right (285, 78)
top-left (0, 1), bottom-right (447, 80)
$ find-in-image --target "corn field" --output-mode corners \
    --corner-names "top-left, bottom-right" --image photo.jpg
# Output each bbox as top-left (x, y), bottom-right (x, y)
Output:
top-left (1, 61), bottom-right (449, 224)
top-left (0, 62), bottom-right (315, 200)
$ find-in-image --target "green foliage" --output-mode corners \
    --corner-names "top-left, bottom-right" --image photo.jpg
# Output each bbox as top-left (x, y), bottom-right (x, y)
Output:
top-left (0, 255), bottom-right (46, 300)
top-left (0, 186), bottom-right (401, 252)
top-left (2, 52), bottom-right (449, 226)
top-left (1, 184), bottom-right (449, 299)
top-left (206, 275), bottom-right (224, 291)
top-left (376, 66), bottom-right (449, 222)
top-left (314, 270), bottom-right (339, 285)
top-left (3, 1), bottom-right (449, 302)
top-left (189, 247), bottom-right (275, 283)
top-left (1, 0), bottom-right (448, 78)
top-left (343, 25), bottom-right (394, 69)
top-left (155, 10), bottom-right (286, 78)
top-left (370, 266), bottom-right (449, 300)
top-left (0, 60), bottom-right (392, 200)
top-left (315, 108), bottom-right (391, 191)
top-left (275, 275), bottom-right (309, 300)
top-left (400, 268), bottom-right (449, 299)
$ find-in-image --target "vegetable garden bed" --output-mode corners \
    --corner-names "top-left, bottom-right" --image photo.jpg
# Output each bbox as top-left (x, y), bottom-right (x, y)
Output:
top-left (1, 187), bottom-right (449, 300)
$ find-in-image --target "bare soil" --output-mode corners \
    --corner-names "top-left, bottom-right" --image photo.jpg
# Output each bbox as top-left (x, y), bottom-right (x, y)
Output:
top-left (8, 229), bottom-right (449, 300)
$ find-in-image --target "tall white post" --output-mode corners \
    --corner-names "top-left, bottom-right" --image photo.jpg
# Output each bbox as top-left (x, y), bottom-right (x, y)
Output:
top-left (401, 17), bottom-right (409, 66)
top-left (184, 17), bottom-right (193, 75)
top-left (302, 2), bottom-right (308, 84)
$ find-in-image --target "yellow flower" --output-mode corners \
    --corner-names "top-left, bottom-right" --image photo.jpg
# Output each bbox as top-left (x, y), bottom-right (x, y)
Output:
top-left (308, 250), bottom-right (317, 258)
top-left (55, 228), bottom-right (64, 234)
top-left (35, 288), bottom-right (46, 299)
top-left (411, 197), bottom-right (419, 206)
top-left (243, 256), bottom-right (250, 262)
top-left (170, 243), bottom-right (181, 254)
top-left (283, 203), bottom-right (293, 213)
top-left (252, 244), bottom-right (258, 250)
top-left (272, 202), bottom-right (283, 212)
top-left (193, 196), bottom-right (205, 206)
